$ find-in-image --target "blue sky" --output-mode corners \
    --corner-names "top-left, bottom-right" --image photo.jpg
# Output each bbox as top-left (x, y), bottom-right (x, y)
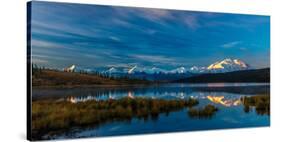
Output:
top-left (30, 1), bottom-right (270, 70)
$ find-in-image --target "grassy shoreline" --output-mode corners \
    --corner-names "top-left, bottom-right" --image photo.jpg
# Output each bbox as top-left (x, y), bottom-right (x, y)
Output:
top-left (32, 97), bottom-right (199, 140)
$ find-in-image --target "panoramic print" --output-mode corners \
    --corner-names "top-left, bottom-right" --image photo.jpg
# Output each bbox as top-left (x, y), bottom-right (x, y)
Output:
top-left (27, 1), bottom-right (270, 140)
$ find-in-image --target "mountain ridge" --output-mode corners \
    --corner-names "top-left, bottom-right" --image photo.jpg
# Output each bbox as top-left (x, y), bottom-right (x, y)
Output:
top-left (102, 58), bottom-right (251, 75)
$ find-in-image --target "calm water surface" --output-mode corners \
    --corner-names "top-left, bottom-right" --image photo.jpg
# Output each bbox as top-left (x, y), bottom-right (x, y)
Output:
top-left (33, 83), bottom-right (270, 139)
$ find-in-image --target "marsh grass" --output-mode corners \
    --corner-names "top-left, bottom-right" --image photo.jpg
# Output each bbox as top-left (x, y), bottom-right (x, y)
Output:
top-left (188, 104), bottom-right (219, 119)
top-left (32, 97), bottom-right (199, 140)
top-left (242, 95), bottom-right (270, 115)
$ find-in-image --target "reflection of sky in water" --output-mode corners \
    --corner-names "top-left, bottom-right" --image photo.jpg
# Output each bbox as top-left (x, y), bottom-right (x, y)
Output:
top-left (66, 91), bottom-right (245, 108)
top-left (39, 83), bottom-right (269, 139)
top-left (33, 83), bottom-right (269, 99)
top-left (32, 83), bottom-right (269, 107)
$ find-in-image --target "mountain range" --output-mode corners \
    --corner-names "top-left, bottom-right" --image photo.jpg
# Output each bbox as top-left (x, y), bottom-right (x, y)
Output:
top-left (103, 58), bottom-right (251, 75)
top-left (98, 58), bottom-right (256, 81)
top-left (55, 58), bottom-right (268, 83)
top-left (103, 66), bottom-right (189, 74)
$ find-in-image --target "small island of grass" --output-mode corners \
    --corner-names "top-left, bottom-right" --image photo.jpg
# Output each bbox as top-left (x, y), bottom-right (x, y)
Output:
top-left (242, 95), bottom-right (270, 115)
top-left (188, 104), bottom-right (219, 119)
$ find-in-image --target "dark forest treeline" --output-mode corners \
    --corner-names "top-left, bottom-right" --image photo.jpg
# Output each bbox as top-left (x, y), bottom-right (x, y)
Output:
top-left (175, 68), bottom-right (270, 83)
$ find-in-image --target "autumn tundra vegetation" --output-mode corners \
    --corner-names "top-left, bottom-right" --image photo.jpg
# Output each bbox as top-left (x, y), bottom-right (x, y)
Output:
top-left (32, 97), bottom-right (202, 140)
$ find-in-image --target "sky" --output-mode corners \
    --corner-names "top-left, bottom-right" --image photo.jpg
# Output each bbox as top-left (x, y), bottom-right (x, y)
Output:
top-left (30, 1), bottom-right (270, 71)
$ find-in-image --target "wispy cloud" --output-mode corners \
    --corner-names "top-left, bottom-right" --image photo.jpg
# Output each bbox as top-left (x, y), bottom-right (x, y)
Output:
top-left (113, 7), bottom-right (173, 22)
top-left (182, 15), bottom-right (200, 30)
top-left (32, 58), bottom-right (49, 64)
top-left (32, 20), bottom-right (101, 40)
top-left (32, 39), bottom-right (64, 48)
top-left (133, 54), bottom-right (173, 61)
top-left (130, 54), bottom-right (176, 66)
top-left (204, 15), bottom-right (269, 30)
top-left (221, 41), bottom-right (242, 48)
top-left (109, 36), bottom-right (121, 42)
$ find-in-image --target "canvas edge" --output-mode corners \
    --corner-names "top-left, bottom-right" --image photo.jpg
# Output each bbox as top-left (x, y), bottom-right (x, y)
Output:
top-left (27, 1), bottom-right (32, 141)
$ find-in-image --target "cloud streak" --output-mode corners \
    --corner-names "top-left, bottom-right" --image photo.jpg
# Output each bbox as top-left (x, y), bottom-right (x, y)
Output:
top-left (221, 41), bottom-right (242, 48)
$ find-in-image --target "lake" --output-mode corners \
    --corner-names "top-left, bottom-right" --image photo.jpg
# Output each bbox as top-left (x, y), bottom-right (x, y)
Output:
top-left (32, 83), bottom-right (270, 139)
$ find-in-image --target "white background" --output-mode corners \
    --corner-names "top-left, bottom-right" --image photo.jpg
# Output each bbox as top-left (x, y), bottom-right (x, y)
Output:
top-left (0, 0), bottom-right (281, 141)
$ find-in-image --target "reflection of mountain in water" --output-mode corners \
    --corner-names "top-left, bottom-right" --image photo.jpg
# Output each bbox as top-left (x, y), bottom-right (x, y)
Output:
top-left (33, 84), bottom-right (269, 101)
top-left (67, 91), bottom-right (135, 103)
top-left (207, 96), bottom-right (241, 107)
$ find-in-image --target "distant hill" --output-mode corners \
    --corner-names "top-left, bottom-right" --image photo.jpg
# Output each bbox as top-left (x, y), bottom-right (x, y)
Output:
top-left (125, 72), bottom-right (193, 82)
top-left (32, 69), bottom-right (150, 87)
top-left (175, 68), bottom-right (270, 83)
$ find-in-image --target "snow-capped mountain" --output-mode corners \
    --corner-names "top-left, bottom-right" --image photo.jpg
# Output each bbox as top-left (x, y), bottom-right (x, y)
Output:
top-left (128, 66), bottom-right (138, 74)
top-left (101, 66), bottom-right (192, 81)
top-left (189, 66), bottom-right (207, 73)
top-left (144, 67), bottom-right (167, 74)
top-left (123, 66), bottom-right (167, 74)
top-left (169, 67), bottom-right (188, 74)
top-left (102, 66), bottom-right (192, 75)
top-left (189, 58), bottom-right (250, 73)
top-left (103, 67), bottom-right (122, 74)
top-left (107, 67), bottom-right (118, 73)
top-left (102, 58), bottom-right (250, 75)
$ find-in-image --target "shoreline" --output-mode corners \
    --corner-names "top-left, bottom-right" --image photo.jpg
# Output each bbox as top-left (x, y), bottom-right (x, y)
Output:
top-left (32, 82), bottom-right (270, 89)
